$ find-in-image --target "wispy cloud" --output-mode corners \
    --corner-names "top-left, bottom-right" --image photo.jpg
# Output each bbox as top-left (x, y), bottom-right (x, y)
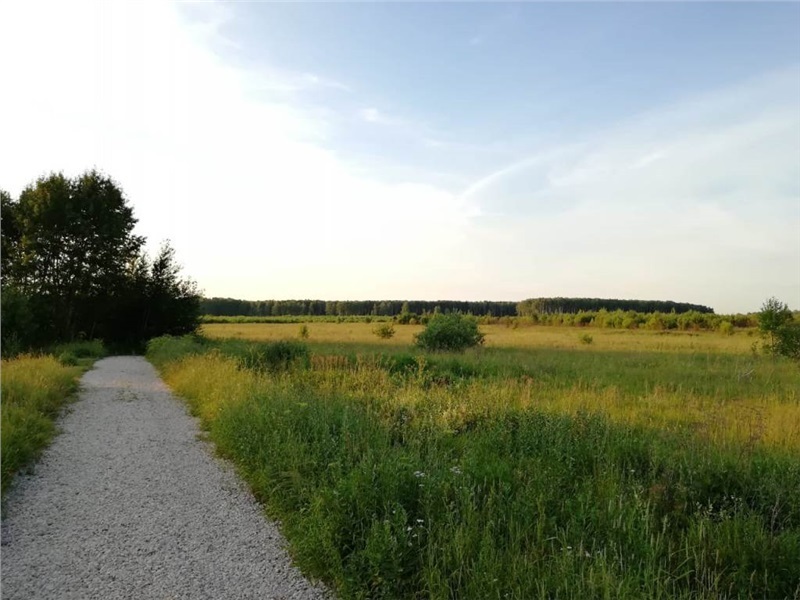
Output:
top-left (0, 1), bottom-right (468, 300)
top-left (1, 1), bottom-right (796, 311)
top-left (458, 66), bottom-right (800, 311)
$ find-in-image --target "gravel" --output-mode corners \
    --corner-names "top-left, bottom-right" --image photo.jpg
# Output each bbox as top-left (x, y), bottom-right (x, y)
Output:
top-left (1, 356), bottom-right (330, 600)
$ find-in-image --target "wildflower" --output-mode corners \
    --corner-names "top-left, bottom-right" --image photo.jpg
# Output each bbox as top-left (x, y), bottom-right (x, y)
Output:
top-left (450, 466), bottom-right (462, 475)
top-left (413, 471), bottom-right (426, 478)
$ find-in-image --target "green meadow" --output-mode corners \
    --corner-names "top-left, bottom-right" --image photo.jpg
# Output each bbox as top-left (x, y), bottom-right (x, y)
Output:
top-left (148, 324), bottom-right (800, 599)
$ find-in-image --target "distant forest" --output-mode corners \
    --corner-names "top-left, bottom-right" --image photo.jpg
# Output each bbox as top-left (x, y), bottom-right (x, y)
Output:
top-left (201, 297), bottom-right (714, 317)
top-left (516, 298), bottom-right (714, 315)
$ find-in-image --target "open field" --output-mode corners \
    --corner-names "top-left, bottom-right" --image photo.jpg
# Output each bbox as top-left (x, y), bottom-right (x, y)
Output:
top-left (151, 325), bottom-right (800, 598)
top-left (202, 322), bottom-right (761, 354)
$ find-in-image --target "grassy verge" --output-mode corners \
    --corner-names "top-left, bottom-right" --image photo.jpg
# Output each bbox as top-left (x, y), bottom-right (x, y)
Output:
top-left (1, 342), bottom-right (105, 499)
top-left (148, 335), bottom-right (800, 599)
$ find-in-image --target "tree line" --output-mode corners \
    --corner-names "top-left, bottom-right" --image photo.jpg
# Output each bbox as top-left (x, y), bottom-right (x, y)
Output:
top-left (201, 298), bottom-right (519, 318)
top-left (202, 297), bottom-right (714, 319)
top-left (516, 297), bottom-right (714, 316)
top-left (1, 171), bottom-right (201, 355)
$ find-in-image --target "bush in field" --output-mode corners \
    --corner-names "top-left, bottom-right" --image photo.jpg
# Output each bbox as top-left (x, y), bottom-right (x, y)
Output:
top-left (758, 297), bottom-right (800, 360)
top-left (414, 313), bottom-right (484, 352)
top-left (579, 333), bottom-right (593, 345)
top-left (299, 325), bottom-right (310, 339)
top-left (373, 323), bottom-right (396, 340)
top-left (718, 320), bottom-right (735, 335)
top-left (238, 341), bottom-right (310, 373)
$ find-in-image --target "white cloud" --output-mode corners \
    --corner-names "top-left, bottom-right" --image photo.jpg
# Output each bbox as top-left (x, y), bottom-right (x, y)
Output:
top-left (1, 2), bottom-right (796, 312)
top-left (0, 1), bottom-right (468, 301)
top-left (459, 67), bottom-right (800, 312)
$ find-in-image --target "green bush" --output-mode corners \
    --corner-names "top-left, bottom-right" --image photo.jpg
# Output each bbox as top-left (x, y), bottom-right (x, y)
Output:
top-left (758, 297), bottom-right (799, 360)
top-left (415, 313), bottom-right (485, 352)
top-left (238, 340), bottom-right (310, 374)
top-left (57, 352), bottom-right (78, 366)
top-left (52, 339), bottom-right (105, 359)
top-left (373, 323), bottom-right (396, 339)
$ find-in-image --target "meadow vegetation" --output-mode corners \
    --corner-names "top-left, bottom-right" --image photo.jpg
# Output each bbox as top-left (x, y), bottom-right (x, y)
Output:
top-left (148, 323), bottom-right (800, 599)
top-left (1, 340), bottom-right (105, 498)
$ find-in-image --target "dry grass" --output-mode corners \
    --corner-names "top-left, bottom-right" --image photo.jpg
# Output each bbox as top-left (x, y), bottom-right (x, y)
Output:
top-left (202, 322), bottom-right (758, 354)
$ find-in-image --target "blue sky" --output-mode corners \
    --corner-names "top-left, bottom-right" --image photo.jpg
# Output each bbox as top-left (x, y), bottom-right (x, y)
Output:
top-left (1, 1), bottom-right (798, 313)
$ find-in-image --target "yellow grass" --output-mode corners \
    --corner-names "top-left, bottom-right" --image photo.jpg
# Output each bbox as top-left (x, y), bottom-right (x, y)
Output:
top-left (197, 322), bottom-right (798, 452)
top-left (202, 322), bottom-right (758, 354)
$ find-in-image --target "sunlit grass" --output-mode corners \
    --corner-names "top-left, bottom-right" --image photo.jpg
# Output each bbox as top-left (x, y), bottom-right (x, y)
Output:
top-left (1, 355), bottom-right (83, 496)
top-left (202, 322), bottom-right (759, 354)
top-left (149, 329), bottom-right (800, 598)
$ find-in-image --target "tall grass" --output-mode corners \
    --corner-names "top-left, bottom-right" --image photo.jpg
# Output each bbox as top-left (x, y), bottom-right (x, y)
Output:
top-left (1, 356), bottom-right (83, 496)
top-left (149, 334), bottom-right (800, 598)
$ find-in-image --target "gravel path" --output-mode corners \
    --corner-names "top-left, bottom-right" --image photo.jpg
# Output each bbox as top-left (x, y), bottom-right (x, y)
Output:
top-left (1, 356), bottom-right (329, 600)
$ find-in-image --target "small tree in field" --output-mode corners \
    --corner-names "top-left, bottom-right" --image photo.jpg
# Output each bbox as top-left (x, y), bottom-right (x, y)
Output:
top-left (414, 313), bottom-right (484, 352)
top-left (758, 297), bottom-right (800, 360)
top-left (373, 323), bottom-right (395, 339)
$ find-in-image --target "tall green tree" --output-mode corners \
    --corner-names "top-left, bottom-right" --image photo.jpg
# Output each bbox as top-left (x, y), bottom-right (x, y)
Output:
top-left (2, 171), bottom-right (201, 352)
top-left (4, 171), bottom-right (144, 340)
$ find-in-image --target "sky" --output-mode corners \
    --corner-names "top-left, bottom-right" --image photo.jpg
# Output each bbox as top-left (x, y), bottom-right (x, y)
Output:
top-left (1, 1), bottom-right (798, 314)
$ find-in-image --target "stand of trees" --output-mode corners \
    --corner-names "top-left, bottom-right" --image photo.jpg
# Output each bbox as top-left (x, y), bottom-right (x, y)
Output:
top-left (1, 171), bottom-right (201, 355)
top-left (516, 297), bottom-right (714, 316)
top-left (202, 297), bottom-right (714, 319)
top-left (201, 298), bottom-right (519, 318)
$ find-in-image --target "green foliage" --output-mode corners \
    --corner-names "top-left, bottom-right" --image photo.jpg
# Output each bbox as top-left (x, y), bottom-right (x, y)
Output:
top-left (1, 356), bottom-right (82, 496)
top-left (149, 336), bottom-right (800, 600)
top-left (758, 297), bottom-right (799, 359)
top-left (57, 352), bottom-right (78, 366)
top-left (299, 324), bottom-right (310, 339)
top-left (415, 313), bottom-right (485, 352)
top-left (237, 341), bottom-right (311, 374)
top-left (0, 286), bottom-right (38, 357)
top-left (146, 335), bottom-right (208, 365)
top-left (1, 173), bottom-right (200, 351)
top-left (201, 297), bottom-right (518, 318)
top-left (518, 297), bottom-right (714, 316)
top-left (373, 323), bottom-right (396, 340)
top-left (579, 333), bottom-right (594, 345)
top-left (718, 320), bottom-right (734, 335)
top-left (51, 339), bottom-right (106, 359)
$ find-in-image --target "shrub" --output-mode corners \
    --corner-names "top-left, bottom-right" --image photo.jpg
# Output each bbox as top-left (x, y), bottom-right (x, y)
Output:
top-left (718, 321), bottom-right (735, 336)
top-left (238, 341), bottom-right (310, 374)
top-left (57, 352), bottom-right (78, 366)
top-left (373, 323), bottom-right (396, 340)
top-left (414, 313), bottom-right (484, 352)
top-left (758, 297), bottom-right (799, 360)
top-left (299, 324), bottom-right (310, 339)
top-left (775, 322), bottom-right (800, 360)
top-left (579, 334), bottom-right (593, 345)
top-left (52, 339), bottom-right (105, 359)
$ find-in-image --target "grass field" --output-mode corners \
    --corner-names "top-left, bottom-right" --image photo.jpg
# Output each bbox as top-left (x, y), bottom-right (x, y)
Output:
top-left (151, 325), bottom-right (800, 599)
top-left (202, 322), bottom-right (760, 354)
